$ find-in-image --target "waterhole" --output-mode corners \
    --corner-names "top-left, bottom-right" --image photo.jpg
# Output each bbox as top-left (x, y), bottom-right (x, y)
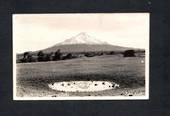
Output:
top-left (48, 81), bottom-right (119, 92)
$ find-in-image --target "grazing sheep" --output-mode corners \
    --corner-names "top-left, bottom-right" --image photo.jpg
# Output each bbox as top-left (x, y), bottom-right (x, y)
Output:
top-left (113, 83), bottom-right (120, 89)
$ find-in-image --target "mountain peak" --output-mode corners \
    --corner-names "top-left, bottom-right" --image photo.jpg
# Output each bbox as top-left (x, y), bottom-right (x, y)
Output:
top-left (78, 32), bottom-right (87, 36)
top-left (58, 32), bottom-right (108, 45)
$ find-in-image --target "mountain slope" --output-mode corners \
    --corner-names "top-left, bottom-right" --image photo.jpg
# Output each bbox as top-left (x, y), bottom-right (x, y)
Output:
top-left (41, 32), bottom-right (133, 53)
top-left (57, 32), bottom-right (108, 45)
top-left (42, 44), bottom-right (131, 53)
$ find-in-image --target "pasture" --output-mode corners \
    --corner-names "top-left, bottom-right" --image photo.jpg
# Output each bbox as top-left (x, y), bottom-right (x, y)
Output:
top-left (16, 54), bottom-right (145, 97)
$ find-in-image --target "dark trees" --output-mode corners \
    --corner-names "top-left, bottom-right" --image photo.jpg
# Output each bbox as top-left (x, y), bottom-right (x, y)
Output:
top-left (53, 49), bottom-right (62, 60)
top-left (84, 52), bottom-right (95, 57)
top-left (109, 51), bottom-right (115, 55)
top-left (21, 52), bottom-right (33, 63)
top-left (123, 50), bottom-right (135, 57)
top-left (44, 54), bottom-right (51, 61)
top-left (37, 51), bottom-right (45, 62)
top-left (63, 53), bottom-right (72, 60)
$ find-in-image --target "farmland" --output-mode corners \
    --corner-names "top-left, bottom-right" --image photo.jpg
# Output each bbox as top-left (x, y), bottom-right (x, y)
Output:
top-left (16, 54), bottom-right (145, 97)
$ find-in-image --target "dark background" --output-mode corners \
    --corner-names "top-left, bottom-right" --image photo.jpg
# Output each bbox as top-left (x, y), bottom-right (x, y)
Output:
top-left (0, 0), bottom-right (169, 116)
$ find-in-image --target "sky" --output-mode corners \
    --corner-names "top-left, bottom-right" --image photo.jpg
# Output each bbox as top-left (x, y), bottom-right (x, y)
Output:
top-left (13, 13), bottom-right (149, 53)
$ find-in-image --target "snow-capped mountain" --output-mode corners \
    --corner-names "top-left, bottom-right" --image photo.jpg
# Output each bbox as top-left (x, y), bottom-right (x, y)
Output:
top-left (41, 33), bottom-right (133, 53)
top-left (58, 32), bottom-right (108, 45)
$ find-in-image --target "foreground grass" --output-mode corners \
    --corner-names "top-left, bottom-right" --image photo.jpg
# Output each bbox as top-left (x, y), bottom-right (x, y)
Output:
top-left (16, 55), bottom-right (145, 97)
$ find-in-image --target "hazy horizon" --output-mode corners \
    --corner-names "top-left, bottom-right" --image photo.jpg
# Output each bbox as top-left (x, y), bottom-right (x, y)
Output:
top-left (13, 13), bottom-right (149, 53)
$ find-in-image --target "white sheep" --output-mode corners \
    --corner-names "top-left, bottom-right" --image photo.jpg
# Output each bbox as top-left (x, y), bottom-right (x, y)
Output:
top-left (113, 83), bottom-right (120, 89)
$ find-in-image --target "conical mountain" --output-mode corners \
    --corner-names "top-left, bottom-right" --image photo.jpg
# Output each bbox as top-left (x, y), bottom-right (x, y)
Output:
top-left (42, 32), bottom-right (133, 53)
top-left (58, 32), bottom-right (108, 45)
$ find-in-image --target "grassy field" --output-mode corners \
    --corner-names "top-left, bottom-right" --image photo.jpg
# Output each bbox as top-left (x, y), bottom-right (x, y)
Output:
top-left (16, 54), bottom-right (145, 97)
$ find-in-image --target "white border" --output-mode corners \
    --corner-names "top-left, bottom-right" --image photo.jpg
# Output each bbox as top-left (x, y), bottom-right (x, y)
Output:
top-left (13, 13), bottom-right (149, 100)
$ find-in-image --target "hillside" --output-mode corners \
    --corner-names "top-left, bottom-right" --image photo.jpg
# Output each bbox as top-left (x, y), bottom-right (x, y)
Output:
top-left (42, 44), bottom-right (132, 53)
top-left (41, 32), bottom-right (134, 53)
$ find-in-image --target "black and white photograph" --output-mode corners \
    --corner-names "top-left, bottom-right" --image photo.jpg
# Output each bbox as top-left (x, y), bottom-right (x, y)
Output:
top-left (13, 13), bottom-right (149, 100)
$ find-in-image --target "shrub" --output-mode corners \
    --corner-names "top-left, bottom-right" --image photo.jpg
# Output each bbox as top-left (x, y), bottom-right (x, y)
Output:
top-left (109, 51), bottom-right (115, 55)
top-left (84, 52), bottom-right (95, 57)
top-left (62, 53), bottom-right (73, 60)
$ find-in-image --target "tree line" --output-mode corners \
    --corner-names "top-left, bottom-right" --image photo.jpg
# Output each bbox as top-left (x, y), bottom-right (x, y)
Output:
top-left (19, 49), bottom-right (62, 63)
top-left (17, 49), bottom-right (138, 63)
